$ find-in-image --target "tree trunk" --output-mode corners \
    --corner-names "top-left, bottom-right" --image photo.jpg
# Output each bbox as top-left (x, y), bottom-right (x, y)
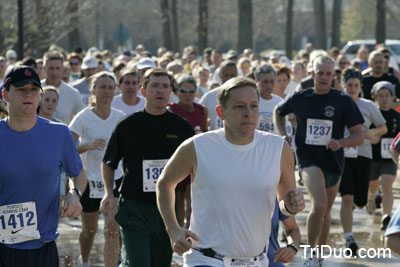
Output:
top-left (331, 0), bottom-right (342, 48)
top-left (237, 0), bottom-right (253, 52)
top-left (198, 0), bottom-right (208, 53)
top-left (376, 0), bottom-right (386, 44)
top-left (312, 0), bottom-right (326, 50)
top-left (170, 0), bottom-right (180, 52)
top-left (285, 0), bottom-right (294, 59)
top-left (160, 0), bottom-right (173, 50)
top-left (33, 0), bottom-right (50, 56)
top-left (67, 0), bottom-right (80, 51)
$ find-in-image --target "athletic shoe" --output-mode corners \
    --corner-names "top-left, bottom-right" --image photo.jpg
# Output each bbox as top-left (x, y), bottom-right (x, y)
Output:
top-left (366, 200), bottom-right (375, 215)
top-left (381, 214), bottom-right (391, 231)
top-left (303, 256), bottom-right (321, 267)
top-left (77, 255), bottom-right (91, 267)
top-left (345, 235), bottom-right (359, 257)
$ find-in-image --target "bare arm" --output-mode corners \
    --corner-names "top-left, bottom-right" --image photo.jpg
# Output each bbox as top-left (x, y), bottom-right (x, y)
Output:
top-left (156, 138), bottom-right (199, 254)
top-left (274, 106), bottom-right (290, 143)
top-left (71, 131), bottom-right (106, 154)
top-left (100, 163), bottom-right (116, 216)
top-left (365, 123), bottom-right (387, 142)
top-left (327, 124), bottom-right (364, 152)
top-left (62, 168), bottom-right (88, 218)
top-left (277, 142), bottom-right (305, 215)
top-left (273, 216), bottom-right (301, 263)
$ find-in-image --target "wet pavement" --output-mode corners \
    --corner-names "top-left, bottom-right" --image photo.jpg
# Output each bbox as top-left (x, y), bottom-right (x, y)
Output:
top-left (56, 173), bottom-right (400, 266)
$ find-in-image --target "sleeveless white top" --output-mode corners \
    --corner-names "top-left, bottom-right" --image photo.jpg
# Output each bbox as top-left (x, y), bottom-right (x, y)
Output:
top-left (185, 129), bottom-right (284, 263)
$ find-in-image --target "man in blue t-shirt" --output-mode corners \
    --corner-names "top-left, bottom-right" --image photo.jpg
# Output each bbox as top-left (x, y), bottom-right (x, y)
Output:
top-left (274, 55), bottom-right (364, 265)
top-left (268, 199), bottom-right (300, 266)
top-left (0, 65), bottom-right (87, 266)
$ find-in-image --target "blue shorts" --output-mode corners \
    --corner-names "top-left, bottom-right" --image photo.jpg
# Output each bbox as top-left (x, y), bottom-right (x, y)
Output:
top-left (385, 204), bottom-right (400, 237)
top-left (0, 241), bottom-right (58, 267)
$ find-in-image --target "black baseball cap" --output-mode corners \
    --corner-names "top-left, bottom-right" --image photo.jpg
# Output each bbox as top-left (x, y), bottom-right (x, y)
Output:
top-left (3, 65), bottom-right (42, 90)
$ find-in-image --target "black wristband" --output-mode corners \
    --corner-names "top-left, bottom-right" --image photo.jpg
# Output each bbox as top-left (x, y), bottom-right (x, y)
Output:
top-left (287, 244), bottom-right (298, 254)
top-left (284, 203), bottom-right (296, 215)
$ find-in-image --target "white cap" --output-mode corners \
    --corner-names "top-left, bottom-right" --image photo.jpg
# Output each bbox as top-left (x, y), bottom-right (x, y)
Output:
top-left (137, 58), bottom-right (156, 70)
top-left (87, 47), bottom-right (99, 56)
top-left (6, 49), bottom-right (17, 59)
top-left (81, 56), bottom-right (98, 70)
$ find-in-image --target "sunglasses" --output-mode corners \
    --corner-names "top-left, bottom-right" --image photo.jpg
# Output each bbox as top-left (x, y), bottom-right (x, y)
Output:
top-left (69, 62), bottom-right (79, 66)
top-left (384, 55), bottom-right (390, 59)
top-left (178, 88), bottom-right (196, 94)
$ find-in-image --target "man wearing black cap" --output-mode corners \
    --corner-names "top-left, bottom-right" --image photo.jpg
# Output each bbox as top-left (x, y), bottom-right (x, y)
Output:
top-left (0, 65), bottom-right (87, 266)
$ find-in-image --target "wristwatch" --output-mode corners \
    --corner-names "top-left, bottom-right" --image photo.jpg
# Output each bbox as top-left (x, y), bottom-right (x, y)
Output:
top-left (72, 187), bottom-right (82, 200)
top-left (287, 244), bottom-right (298, 254)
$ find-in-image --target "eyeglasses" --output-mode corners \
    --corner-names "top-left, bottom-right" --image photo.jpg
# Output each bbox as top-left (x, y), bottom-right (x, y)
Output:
top-left (69, 62), bottom-right (79, 66)
top-left (178, 88), bottom-right (196, 94)
top-left (384, 55), bottom-right (390, 59)
top-left (339, 61), bottom-right (347, 65)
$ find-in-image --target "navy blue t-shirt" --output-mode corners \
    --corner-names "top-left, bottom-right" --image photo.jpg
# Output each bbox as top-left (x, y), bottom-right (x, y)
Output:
top-left (0, 116), bottom-right (83, 249)
top-left (277, 88), bottom-right (364, 175)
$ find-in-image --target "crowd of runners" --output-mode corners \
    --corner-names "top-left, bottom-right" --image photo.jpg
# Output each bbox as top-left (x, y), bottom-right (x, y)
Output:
top-left (0, 41), bottom-right (400, 267)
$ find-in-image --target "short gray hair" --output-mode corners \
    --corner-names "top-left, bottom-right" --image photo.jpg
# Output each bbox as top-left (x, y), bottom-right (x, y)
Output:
top-left (254, 64), bottom-right (276, 81)
top-left (313, 55), bottom-right (335, 72)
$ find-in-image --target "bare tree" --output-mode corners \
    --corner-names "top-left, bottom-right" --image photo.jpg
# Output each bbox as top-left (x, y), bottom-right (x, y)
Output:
top-left (331, 0), bottom-right (342, 48)
top-left (312, 0), bottom-right (326, 49)
top-left (67, 0), bottom-right (80, 51)
top-left (198, 0), bottom-right (208, 53)
top-left (170, 0), bottom-right (180, 52)
top-left (376, 0), bottom-right (386, 44)
top-left (160, 0), bottom-right (173, 50)
top-left (237, 0), bottom-right (253, 52)
top-left (285, 0), bottom-right (294, 59)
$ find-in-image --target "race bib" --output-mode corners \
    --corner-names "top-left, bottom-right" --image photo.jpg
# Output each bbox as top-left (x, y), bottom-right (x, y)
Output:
top-left (258, 116), bottom-right (274, 133)
top-left (344, 146), bottom-right (358, 158)
top-left (89, 180), bottom-right (105, 199)
top-left (142, 159), bottom-right (169, 192)
top-left (381, 138), bottom-right (394, 159)
top-left (223, 256), bottom-right (262, 267)
top-left (305, 119), bottom-right (333, 146)
top-left (0, 202), bottom-right (40, 244)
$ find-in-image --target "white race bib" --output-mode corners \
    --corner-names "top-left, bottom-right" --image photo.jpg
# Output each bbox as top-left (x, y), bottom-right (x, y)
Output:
top-left (142, 159), bottom-right (169, 192)
top-left (344, 146), bottom-right (358, 158)
top-left (223, 256), bottom-right (262, 267)
top-left (89, 180), bottom-right (105, 199)
top-left (258, 116), bottom-right (274, 133)
top-left (0, 202), bottom-right (40, 244)
top-left (305, 119), bottom-right (333, 146)
top-left (381, 138), bottom-right (394, 159)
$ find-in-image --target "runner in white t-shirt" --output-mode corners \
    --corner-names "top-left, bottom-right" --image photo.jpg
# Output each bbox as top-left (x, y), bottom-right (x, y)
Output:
top-left (69, 72), bottom-right (125, 267)
top-left (254, 64), bottom-right (292, 136)
top-left (111, 68), bottom-right (145, 115)
top-left (157, 77), bottom-right (305, 267)
top-left (200, 60), bottom-right (238, 130)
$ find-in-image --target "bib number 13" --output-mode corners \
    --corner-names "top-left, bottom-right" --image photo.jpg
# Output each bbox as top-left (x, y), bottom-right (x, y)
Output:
top-left (142, 159), bottom-right (169, 192)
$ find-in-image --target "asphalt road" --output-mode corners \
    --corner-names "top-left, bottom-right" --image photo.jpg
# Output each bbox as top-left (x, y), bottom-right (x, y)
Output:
top-left (56, 173), bottom-right (400, 266)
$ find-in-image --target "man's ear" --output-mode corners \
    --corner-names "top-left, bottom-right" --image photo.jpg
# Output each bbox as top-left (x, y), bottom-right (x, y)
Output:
top-left (141, 87), bottom-right (146, 97)
top-left (216, 105), bottom-right (225, 120)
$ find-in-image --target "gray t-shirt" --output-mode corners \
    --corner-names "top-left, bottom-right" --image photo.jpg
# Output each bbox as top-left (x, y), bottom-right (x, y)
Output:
top-left (71, 78), bottom-right (90, 106)
top-left (354, 98), bottom-right (386, 159)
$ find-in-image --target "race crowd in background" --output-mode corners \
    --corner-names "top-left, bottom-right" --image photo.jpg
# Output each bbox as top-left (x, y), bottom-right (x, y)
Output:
top-left (1, 41), bottom-right (400, 267)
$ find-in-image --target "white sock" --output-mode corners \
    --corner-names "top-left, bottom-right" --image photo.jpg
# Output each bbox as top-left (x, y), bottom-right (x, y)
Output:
top-left (344, 232), bottom-right (354, 240)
